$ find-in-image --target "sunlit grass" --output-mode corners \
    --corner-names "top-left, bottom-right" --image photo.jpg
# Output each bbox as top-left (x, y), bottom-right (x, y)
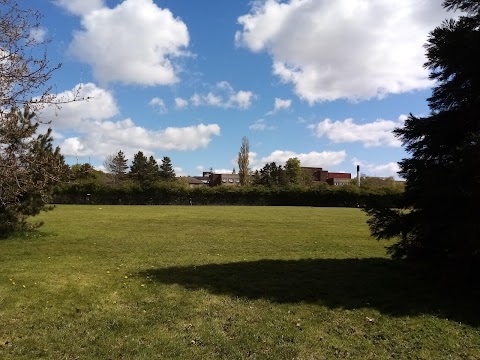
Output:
top-left (0, 205), bottom-right (479, 359)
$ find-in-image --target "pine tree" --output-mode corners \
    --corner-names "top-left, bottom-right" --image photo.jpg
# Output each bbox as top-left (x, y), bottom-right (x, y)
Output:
top-left (365, 0), bottom-right (480, 261)
top-left (145, 156), bottom-right (160, 184)
top-left (130, 151), bottom-right (148, 184)
top-left (1, 0), bottom-right (71, 236)
top-left (159, 156), bottom-right (176, 181)
top-left (0, 108), bottom-right (67, 235)
top-left (108, 151), bottom-right (128, 183)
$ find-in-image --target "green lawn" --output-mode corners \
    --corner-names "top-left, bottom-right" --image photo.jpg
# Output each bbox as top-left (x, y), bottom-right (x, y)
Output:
top-left (1, 205), bottom-right (479, 359)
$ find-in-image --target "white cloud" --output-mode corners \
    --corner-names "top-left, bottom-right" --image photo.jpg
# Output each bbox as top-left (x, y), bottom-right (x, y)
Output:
top-left (55, 0), bottom-right (105, 16)
top-left (205, 92), bottom-right (223, 107)
top-left (274, 97), bottom-right (291, 111)
top-left (236, 0), bottom-right (449, 103)
top-left (175, 97), bottom-right (189, 109)
top-left (174, 167), bottom-right (187, 176)
top-left (40, 84), bottom-right (220, 157)
top-left (39, 83), bottom-right (119, 129)
top-left (256, 150), bottom-right (347, 169)
top-left (308, 116), bottom-right (405, 147)
top-left (29, 28), bottom-right (47, 43)
top-left (59, 121), bottom-right (221, 156)
top-left (190, 94), bottom-right (202, 107)
top-left (228, 90), bottom-right (254, 109)
top-left (353, 158), bottom-right (401, 178)
top-left (249, 119), bottom-right (275, 131)
top-left (189, 81), bottom-right (254, 109)
top-left (214, 169), bottom-right (236, 174)
top-left (67, 0), bottom-right (189, 85)
top-left (149, 97), bottom-right (167, 113)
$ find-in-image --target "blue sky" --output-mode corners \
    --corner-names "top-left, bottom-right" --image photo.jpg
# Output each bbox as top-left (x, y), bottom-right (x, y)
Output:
top-left (30, 0), bottom-right (452, 178)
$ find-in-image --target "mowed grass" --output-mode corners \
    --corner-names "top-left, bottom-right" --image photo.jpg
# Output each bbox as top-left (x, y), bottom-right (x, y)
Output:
top-left (1, 205), bottom-right (479, 359)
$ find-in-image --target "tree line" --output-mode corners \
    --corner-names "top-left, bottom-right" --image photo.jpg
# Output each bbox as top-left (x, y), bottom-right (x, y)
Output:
top-left (53, 180), bottom-right (402, 208)
top-left (100, 150), bottom-right (176, 185)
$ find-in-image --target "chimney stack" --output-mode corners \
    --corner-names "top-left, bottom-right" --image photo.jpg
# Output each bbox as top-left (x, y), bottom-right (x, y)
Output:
top-left (357, 165), bottom-right (360, 187)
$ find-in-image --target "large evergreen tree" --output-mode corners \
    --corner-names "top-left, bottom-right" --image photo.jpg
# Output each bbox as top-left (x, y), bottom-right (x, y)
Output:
top-left (107, 151), bottom-right (128, 183)
top-left (130, 151), bottom-right (148, 184)
top-left (130, 152), bottom-right (159, 186)
top-left (145, 156), bottom-right (160, 184)
top-left (365, 0), bottom-right (480, 261)
top-left (1, 1), bottom-right (69, 236)
top-left (256, 162), bottom-right (286, 186)
top-left (0, 108), bottom-right (67, 235)
top-left (159, 156), bottom-right (176, 181)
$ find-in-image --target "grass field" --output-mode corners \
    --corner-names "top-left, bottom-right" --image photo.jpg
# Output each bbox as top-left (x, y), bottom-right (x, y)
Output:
top-left (1, 205), bottom-right (479, 359)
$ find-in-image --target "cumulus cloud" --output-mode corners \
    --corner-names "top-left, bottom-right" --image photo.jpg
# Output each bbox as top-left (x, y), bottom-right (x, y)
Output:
top-left (308, 115), bottom-right (406, 147)
top-left (59, 121), bottom-right (221, 156)
top-left (236, 0), bottom-right (449, 103)
top-left (353, 158), bottom-right (401, 178)
top-left (40, 84), bottom-right (220, 157)
top-left (274, 98), bottom-right (291, 111)
top-left (175, 97), bottom-right (189, 109)
top-left (39, 83), bottom-right (119, 129)
top-left (55, 0), bottom-right (105, 16)
top-left (66, 0), bottom-right (189, 85)
top-left (189, 81), bottom-right (255, 109)
top-left (249, 119), bottom-right (275, 131)
top-left (256, 150), bottom-right (347, 169)
top-left (266, 97), bottom-right (292, 115)
top-left (149, 97), bottom-right (167, 113)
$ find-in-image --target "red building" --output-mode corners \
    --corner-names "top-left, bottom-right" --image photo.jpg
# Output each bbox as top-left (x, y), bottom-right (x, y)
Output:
top-left (301, 167), bottom-right (352, 186)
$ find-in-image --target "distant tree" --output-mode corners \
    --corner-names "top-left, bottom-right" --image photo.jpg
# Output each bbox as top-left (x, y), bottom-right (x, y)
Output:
top-left (252, 170), bottom-right (262, 185)
top-left (365, 0), bottom-right (480, 261)
top-left (301, 168), bottom-right (314, 186)
top-left (285, 157), bottom-right (302, 185)
top-left (237, 136), bottom-right (250, 185)
top-left (130, 151), bottom-right (148, 184)
top-left (359, 176), bottom-right (403, 191)
top-left (105, 151), bottom-right (128, 183)
top-left (145, 156), bottom-right (160, 184)
top-left (258, 162), bottom-right (285, 186)
top-left (70, 163), bottom-right (95, 181)
top-left (159, 156), bottom-right (176, 181)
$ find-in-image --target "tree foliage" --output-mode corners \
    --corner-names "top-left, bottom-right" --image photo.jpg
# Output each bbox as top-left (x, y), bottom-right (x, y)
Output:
top-left (159, 156), bottom-right (176, 181)
top-left (365, 0), bottom-right (480, 261)
top-left (70, 163), bottom-right (96, 181)
top-left (0, 108), bottom-right (67, 235)
top-left (237, 136), bottom-right (250, 186)
top-left (145, 155), bottom-right (160, 183)
top-left (253, 162), bottom-right (287, 186)
top-left (130, 151), bottom-right (160, 186)
top-left (105, 151), bottom-right (128, 183)
top-left (285, 157), bottom-right (302, 185)
top-left (130, 151), bottom-right (148, 183)
top-left (0, 1), bottom-right (69, 236)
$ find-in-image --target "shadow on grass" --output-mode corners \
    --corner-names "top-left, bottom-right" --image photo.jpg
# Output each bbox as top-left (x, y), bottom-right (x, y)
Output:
top-left (139, 258), bottom-right (480, 326)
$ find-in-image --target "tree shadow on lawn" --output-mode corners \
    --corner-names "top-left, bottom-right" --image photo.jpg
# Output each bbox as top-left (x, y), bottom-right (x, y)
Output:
top-left (138, 258), bottom-right (480, 327)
